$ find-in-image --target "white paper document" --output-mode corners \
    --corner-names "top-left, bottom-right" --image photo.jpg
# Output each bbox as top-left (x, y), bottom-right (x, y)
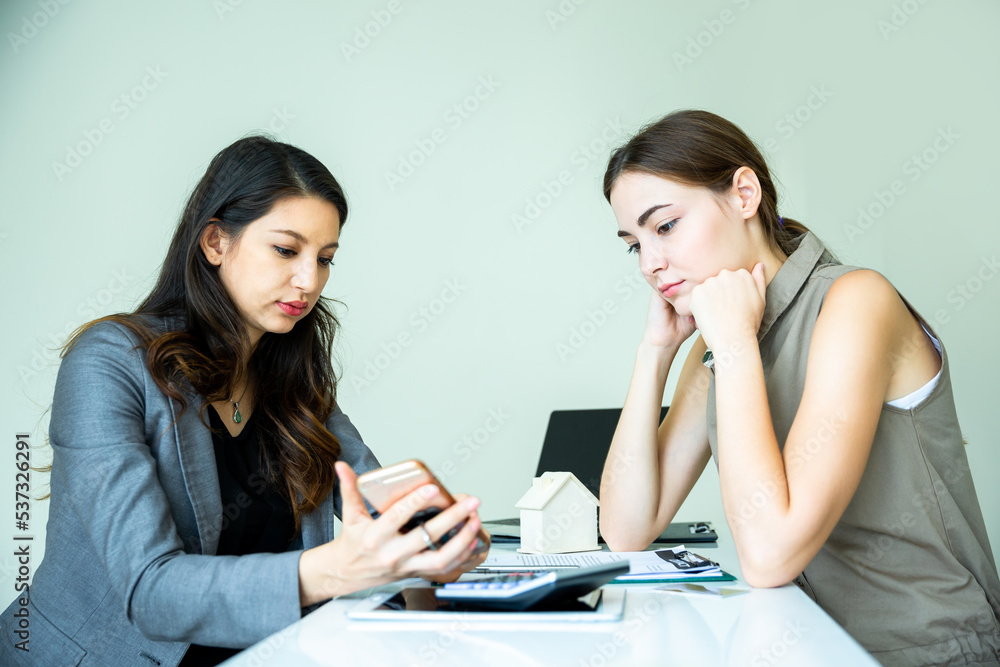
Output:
top-left (477, 546), bottom-right (726, 581)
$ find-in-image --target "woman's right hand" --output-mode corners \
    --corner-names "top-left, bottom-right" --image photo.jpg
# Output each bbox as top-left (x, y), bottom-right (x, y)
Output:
top-left (641, 290), bottom-right (698, 350)
top-left (298, 461), bottom-right (484, 605)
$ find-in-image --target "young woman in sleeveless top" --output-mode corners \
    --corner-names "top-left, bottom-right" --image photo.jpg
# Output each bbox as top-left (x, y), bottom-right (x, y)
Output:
top-left (598, 110), bottom-right (1000, 666)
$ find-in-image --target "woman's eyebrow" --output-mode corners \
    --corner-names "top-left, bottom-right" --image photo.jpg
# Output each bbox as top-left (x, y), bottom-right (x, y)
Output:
top-left (270, 228), bottom-right (339, 249)
top-left (618, 202), bottom-right (675, 237)
top-left (636, 203), bottom-right (673, 226)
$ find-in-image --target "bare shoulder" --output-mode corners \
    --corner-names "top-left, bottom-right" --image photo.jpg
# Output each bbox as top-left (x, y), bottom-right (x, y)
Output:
top-left (816, 269), bottom-right (937, 399)
top-left (825, 269), bottom-right (900, 309)
top-left (804, 270), bottom-right (902, 387)
top-left (819, 269), bottom-right (910, 336)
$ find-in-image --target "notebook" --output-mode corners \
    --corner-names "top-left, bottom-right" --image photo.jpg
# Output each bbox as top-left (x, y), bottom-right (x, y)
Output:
top-left (481, 408), bottom-right (718, 544)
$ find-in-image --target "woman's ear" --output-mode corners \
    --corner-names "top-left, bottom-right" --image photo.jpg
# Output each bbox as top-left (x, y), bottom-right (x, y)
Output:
top-left (731, 167), bottom-right (762, 220)
top-left (200, 220), bottom-right (226, 266)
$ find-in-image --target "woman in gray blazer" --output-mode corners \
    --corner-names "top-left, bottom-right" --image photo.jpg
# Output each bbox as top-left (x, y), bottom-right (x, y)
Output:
top-left (0, 136), bottom-right (487, 666)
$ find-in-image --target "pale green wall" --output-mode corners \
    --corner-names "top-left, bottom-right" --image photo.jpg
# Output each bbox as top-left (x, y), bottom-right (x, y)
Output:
top-left (2, 0), bottom-right (998, 595)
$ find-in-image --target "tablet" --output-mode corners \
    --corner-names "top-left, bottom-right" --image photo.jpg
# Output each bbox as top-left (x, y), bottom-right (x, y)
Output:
top-left (347, 587), bottom-right (626, 623)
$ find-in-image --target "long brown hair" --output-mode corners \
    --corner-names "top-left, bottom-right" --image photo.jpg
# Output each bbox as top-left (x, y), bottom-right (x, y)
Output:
top-left (65, 135), bottom-right (348, 532)
top-left (603, 109), bottom-right (809, 258)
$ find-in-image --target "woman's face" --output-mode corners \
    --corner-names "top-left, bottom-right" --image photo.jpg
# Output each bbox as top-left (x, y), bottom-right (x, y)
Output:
top-left (201, 196), bottom-right (340, 345)
top-left (609, 171), bottom-right (754, 317)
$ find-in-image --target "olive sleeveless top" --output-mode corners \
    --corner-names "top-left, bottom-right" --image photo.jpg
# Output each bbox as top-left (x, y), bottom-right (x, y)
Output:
top-left (705, 232), bottom-right (1000, 666)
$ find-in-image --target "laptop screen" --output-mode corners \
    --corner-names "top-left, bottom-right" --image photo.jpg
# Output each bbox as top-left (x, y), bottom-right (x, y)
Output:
top-left (485, 406), bottom-right (719, 542)
top-left (534, 407), bottom-right (670, 498)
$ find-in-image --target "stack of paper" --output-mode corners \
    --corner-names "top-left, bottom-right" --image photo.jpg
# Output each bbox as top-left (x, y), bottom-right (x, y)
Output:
top-left (614, 546), bottom-right (726, 582)
top-left (477, 546), bottom-right (735, 583)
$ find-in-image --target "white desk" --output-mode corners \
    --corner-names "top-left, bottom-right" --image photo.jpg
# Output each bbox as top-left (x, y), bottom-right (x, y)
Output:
top-left (222, 533), bottom-right (877, 667)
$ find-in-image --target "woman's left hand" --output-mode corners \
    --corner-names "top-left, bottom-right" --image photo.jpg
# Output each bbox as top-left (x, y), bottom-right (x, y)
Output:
top-left (689, 262), bottom-right (767, 353)
top-left (419, 492), bottom-right (490, 584)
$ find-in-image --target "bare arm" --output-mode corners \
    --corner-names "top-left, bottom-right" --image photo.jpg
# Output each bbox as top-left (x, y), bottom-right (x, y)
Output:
top-left (600, 333), bottom-right (713, 551)
top-left (713, 270), bottom-right (911, 586)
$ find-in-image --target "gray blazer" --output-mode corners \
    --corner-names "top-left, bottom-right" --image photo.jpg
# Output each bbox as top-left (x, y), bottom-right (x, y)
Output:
top-left (0, 320), bottom-right (381, 666)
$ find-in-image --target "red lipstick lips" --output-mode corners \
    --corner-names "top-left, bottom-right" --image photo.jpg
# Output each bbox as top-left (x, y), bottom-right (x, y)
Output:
top-left (277, 301), bottom-right (307, 316)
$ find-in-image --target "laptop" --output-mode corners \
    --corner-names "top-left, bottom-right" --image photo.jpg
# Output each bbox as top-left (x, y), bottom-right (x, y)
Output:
top-left (481, 408), bottom-right (717, 544)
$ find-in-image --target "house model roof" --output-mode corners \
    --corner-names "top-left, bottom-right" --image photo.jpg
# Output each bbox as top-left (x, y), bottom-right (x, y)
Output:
top-left (514, 471), bottom-right (600, 511)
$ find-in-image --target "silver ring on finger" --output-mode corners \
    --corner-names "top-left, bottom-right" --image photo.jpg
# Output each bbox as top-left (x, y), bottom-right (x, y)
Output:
top-left (419, 524), bottom-right (437, 551)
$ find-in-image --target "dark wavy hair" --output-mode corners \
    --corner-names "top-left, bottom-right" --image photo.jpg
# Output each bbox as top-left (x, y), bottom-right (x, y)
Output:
top-left (603, 109), bottom-right (809, 258)
top-left (65, 135), bottom-right (348, 531)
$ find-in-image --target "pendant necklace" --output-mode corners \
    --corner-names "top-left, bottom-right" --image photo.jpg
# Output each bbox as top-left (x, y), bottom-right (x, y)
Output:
top-left (231, 387), bottom-right (247, 424)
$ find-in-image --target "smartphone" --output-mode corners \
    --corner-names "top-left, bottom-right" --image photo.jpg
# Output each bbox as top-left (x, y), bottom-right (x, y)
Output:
top-left (356, 460), bottom-right (489, 555)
